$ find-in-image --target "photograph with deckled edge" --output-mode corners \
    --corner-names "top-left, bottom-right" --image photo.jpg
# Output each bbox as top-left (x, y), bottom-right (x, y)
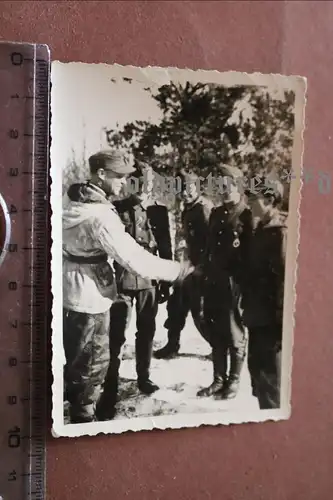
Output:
top-left (50, 62), bottom-right (306, 437)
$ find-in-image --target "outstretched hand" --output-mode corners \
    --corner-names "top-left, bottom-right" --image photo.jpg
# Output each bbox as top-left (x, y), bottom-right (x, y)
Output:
top-left (176, 261), bottom-right (195, 283)
top-left (190, 265), bottom-right (205, 279)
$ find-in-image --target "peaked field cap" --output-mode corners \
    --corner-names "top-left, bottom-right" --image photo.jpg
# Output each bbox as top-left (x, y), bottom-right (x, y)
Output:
top-left (88, 150), bottom-right (135, 175)
top-left (262, 170), bottom-right (284, 199)
top-left (220, 164), bottom-right (243, 179)
top-left (178, 169), bottom-right (200, 182)
top-left (245, 175), bottom-right (284, 200)
top-left (265, 177), bottom-right (284, 199)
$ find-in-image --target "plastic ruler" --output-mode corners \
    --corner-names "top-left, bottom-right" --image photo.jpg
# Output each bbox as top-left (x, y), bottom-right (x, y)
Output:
top-left (0, 42), bottom-right (50, 500)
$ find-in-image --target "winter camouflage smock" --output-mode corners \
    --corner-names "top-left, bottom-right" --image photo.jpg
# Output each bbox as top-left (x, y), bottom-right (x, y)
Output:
top-left (62, 183), bottom-right (182, 314)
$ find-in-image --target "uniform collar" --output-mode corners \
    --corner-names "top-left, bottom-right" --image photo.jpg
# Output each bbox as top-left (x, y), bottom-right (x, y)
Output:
top-left (87, 181), bottom-right (109, 199)
top-left (184, 195), bottom-right (202, 210)
top-left (68, 181), bottom-right (110, 204)
top-left (132, 195), bottom-right (153, 211)
top-left (224, 198), bottom-right (247, 215)
top-left (139, 198), bottom-right (150, 211)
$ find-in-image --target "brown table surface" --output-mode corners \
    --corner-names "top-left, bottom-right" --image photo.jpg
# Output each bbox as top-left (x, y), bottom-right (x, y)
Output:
top-left (1, 2), bottom-right (333, 499)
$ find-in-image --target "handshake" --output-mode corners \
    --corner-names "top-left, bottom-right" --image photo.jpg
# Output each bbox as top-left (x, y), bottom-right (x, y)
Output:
top-left (176, 262), bottom-right (205, 282)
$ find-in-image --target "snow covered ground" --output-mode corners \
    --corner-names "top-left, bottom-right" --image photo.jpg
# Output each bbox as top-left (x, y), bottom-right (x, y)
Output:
top-left (114, 302), bottom-right (260, 420)
top-left (64, 302), bottom-right (260, 424)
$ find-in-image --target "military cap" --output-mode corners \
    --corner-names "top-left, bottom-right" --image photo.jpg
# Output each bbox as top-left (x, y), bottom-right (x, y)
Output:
top-left (245, 174), bottom-right (284, 201)
top-left (259, 169), bottom-right (284, 200)
top-left (88, 150), bottom-right (135, 175)
top-left (220, 164), bottom-right (243, 179)
top-left (263, 177), bottom-right (284, 200)
top-left (178, 169), bottom-right (201, 184)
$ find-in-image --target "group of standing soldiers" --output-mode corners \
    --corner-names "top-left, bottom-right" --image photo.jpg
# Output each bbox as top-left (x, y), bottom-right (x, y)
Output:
top-left (155, 165), bottom-right (286, 410)
top-left (63, 149), bottom-right (287, 424)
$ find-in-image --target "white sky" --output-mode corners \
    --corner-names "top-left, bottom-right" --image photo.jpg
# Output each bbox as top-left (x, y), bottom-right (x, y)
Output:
top-left (51, 63), bottom-right (163, 167)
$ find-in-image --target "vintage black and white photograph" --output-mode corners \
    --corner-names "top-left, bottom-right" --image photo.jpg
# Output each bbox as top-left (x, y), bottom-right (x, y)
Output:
top-left (51, 63), bottom-right (306, 437)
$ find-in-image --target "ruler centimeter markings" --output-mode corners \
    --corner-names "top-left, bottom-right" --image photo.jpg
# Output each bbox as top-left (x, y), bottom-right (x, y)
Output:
top-left (0, 43), bottom-right (50, 500)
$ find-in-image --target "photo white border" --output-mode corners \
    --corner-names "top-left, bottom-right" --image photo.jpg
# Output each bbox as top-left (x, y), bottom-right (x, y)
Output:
top-left (50, 62), bottom-right (306, 437)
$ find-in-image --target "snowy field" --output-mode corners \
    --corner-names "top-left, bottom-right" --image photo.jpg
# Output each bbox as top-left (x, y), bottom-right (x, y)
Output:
top-left (114, 302), bottom-right (259, 420)
top-left (64, 302), bottom-right (260, 424)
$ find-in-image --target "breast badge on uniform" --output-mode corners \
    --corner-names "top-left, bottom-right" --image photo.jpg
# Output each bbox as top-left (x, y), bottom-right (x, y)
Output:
top-left (233, 231), bottom-right (240, 248)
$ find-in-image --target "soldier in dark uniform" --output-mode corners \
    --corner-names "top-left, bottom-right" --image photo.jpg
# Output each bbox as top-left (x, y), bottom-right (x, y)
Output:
top-left (154, 172), bottom-right (213, 359)
top-left (197, 165), bottom-right (252, 400)
top-left (242, 178), bottom-right (287, 409)
top-left (96, 164), bottom-right (173, 418)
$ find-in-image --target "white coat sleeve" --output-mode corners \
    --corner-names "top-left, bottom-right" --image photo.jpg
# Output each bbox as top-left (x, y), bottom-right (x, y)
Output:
top-left (95, 207), bottom-right (182, 283)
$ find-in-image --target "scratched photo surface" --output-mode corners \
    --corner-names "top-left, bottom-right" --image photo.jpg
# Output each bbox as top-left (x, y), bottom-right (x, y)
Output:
top-left (50, 63), bottom-right (306, 437)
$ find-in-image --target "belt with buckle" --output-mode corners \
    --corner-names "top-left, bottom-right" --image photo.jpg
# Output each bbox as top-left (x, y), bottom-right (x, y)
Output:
top-left (65, 252), bottom-right (108, 264)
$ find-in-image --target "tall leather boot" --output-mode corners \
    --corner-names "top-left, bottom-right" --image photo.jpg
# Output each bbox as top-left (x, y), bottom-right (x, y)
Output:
top-left (197, 347), bottom-right (228, 397)
top-left (154, 331), bottom-right (180, 359)
top-left (95, 359), bottom-right (119, 421)
top-left (136, 339), bottom-right (159, 395)
top-left (155, 284), bottom-right (185, 359)
top-left (216, 349), bottom-right (244, 400)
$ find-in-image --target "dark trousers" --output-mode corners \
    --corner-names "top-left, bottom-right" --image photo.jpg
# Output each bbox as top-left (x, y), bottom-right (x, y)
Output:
top-left (164, 276), bottom-right (211, 348)
top-left (63, 308), bottom-right (110, 421)
top-left (203, 276), bottom-right (247, 380)
top-left (102, 287), bottom-right (158, 398)
top-left (248, 325), bottom-right (282, 409)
